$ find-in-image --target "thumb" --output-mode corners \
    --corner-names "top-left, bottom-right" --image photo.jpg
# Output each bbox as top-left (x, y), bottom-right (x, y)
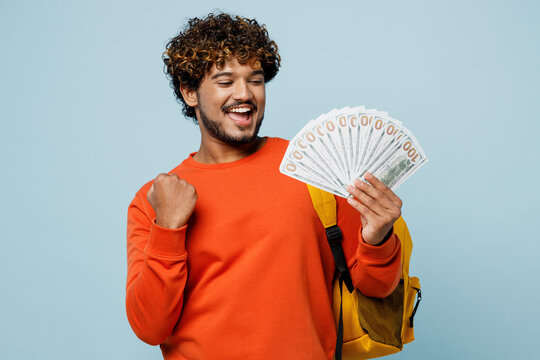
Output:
top-left (147, 183), bottom-right (155, 201)
top-left (360, 214), bottom-right (367, 227)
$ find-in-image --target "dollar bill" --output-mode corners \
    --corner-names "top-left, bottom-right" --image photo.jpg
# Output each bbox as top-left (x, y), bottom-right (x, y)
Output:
top-left (280, 106), bottom-right (427, 197)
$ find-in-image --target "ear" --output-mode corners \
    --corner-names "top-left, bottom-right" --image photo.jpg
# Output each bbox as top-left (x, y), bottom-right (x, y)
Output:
top-left (179, 84), bottom-right (198, 107)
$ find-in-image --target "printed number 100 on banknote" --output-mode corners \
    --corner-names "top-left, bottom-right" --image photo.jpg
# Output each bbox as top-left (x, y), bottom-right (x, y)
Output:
top-left (280, 106), bottom-right (428, 198)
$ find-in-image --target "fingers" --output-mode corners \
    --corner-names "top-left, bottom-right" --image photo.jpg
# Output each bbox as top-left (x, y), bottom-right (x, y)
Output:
top-left (347, 195), bottom-right (377, 219)
top-left (148, 173), bottom-right (181, 203)
top-left (154, 172), bottom-right (179, 184)
top-left (148, 173), bottom-right (197, 229)
top-left (364, 173), bottom-right (403, 208)
top-left (347, 173), bottom-right (403, 245)
top-left (347, 184), bottom-right (388, 217)
top-left (351, 179), bottom-right (395, 211)
top-left (347, 172), bottom-right (402, 219)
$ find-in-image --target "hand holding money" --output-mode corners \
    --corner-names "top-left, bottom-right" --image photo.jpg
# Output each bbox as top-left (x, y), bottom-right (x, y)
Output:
top-left (147, 173), bottom-right (197, 229)
top-left (346, 172), bottom-right (402, 245)
top-left (279, 105), bottom-right (425, 244)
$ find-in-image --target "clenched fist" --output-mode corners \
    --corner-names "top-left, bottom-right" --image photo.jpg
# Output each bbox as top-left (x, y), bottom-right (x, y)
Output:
top-left (147, 173), bottom-right (197, 229)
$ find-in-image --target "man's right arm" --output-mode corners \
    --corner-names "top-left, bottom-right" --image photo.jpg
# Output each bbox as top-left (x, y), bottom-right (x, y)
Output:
top-left (125, 174), bottom-right (197, 345)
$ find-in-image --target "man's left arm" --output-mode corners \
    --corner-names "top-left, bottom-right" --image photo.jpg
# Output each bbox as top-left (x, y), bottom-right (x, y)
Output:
top-left (337, 172), bottom-right (403, 298)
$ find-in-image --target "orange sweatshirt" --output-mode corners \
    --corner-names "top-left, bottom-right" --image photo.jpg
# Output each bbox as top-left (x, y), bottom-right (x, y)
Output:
top-left (126, 137), bottom-right (401, 360)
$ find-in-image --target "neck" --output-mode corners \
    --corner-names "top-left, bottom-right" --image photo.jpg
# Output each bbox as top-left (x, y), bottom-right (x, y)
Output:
top-left (193, 136), bottom-right (267, 164)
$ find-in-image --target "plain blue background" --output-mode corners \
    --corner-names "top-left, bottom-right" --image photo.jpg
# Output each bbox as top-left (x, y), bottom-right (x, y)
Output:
top-left (1, 0), bottom-right (539, 359)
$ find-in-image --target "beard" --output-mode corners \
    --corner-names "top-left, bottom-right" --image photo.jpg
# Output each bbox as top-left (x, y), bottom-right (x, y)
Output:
top-left (198, 104), bottom-right (264, 145)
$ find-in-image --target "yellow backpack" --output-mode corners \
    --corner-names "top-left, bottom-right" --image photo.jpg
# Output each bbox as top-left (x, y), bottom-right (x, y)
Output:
top-left (307, 185), bottom-right (421, 360)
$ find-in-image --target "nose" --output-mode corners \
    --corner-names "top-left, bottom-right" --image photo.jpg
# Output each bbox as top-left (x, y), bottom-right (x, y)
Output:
top-left (232, 80), bottom-right (253, 102)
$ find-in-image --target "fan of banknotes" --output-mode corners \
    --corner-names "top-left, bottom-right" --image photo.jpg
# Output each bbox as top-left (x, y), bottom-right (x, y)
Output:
top-left (279, 106), bottom-right (428, 198)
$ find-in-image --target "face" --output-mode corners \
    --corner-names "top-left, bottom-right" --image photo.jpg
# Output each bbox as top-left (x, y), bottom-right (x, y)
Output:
top-left (182, 57), bottom-right (266, 145)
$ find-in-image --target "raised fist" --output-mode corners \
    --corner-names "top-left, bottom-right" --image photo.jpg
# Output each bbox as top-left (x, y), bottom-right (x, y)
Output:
top-left (147, 173), bottom-right (197, 229)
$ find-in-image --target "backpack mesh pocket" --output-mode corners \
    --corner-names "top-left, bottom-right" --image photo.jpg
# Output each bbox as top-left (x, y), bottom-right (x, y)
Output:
top-left (356, 279), bottom-right (404, 348)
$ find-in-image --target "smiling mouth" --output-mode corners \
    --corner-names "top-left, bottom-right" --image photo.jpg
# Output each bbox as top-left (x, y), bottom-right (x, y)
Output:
top-left (224, 105), bottom-right (255, 127)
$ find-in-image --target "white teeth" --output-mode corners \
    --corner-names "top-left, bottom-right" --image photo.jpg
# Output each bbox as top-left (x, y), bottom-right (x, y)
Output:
top-left (228, 107), bottom-right (251, 113)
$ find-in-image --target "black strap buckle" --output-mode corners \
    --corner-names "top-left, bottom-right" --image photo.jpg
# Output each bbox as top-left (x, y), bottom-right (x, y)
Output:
top-left (325, 225), bottom-right (343, 246)
top-left (325, 225), bottom-right (354, 293)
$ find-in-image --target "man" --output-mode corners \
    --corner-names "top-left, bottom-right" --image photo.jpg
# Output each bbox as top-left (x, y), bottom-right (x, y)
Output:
top-left (126, 13), bottom-right (403, 360)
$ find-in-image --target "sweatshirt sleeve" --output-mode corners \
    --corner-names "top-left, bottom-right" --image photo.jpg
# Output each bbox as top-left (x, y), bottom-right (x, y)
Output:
top-left (336, 196), bottom-right (402, 298)
top-left (125, 190), bottom-right (188, 345)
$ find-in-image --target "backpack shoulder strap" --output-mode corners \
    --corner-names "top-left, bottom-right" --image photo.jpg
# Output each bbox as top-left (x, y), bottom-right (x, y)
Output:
top-left (306, 184), bottom-right (337, 227)
top-left (306, 184), bottom-right (350, 360)
top-left (306, 184), bottom-right (353, 292)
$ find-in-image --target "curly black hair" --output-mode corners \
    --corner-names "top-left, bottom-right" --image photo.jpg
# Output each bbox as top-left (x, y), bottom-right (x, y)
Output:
top-left (163, 13), bottom-right (281, 122)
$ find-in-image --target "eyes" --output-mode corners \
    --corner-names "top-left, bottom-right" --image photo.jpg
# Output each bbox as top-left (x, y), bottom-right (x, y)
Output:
top-left (217, 78), bottom-right (264, 86)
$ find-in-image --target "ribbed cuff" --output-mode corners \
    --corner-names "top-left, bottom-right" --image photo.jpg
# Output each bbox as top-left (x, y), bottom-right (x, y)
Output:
top-left (144, 219), bottom-right (187, 258)
top-left (357, 232), bottom-right (399, 262)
